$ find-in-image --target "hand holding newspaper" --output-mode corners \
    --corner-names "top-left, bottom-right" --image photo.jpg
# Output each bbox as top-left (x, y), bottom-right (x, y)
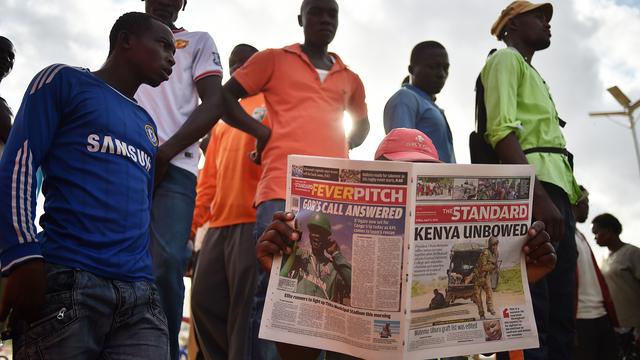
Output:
top-left (258, 155), bottom-right (550, 359)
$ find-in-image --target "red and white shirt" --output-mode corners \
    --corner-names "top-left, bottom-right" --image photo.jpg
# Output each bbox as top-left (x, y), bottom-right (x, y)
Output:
top-left (136, 28), bottom-right (223, 175)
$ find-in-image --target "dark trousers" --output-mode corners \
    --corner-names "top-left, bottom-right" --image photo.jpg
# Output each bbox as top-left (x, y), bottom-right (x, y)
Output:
top-left (574, 315), bottom-right (618, 360)
top-left (191, 223), bottom-right (258, 360)
top-left (525, 182), bottom-right (577, 359)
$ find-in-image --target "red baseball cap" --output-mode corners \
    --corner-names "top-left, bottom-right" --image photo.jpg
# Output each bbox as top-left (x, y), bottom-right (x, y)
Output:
top-left (375, 128), bottom-right (441, 163)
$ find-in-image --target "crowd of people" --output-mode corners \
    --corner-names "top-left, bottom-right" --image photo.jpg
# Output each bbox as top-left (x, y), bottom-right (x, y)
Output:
top-left (0, 1), bottom-right (638, 360)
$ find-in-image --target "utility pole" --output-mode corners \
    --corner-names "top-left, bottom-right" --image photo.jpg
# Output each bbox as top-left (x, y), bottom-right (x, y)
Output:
top-left (590, 86), bottom-right (640, 175)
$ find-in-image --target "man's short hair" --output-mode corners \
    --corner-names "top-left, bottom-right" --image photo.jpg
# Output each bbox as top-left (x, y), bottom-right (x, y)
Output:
top-left (300, 0), bottom-right (338, 14)
top-left (592, 213), bottom-right (622, 235)
top-left (141, 0), bottom-right (187, 11)
top-left (231, 43), bottom-right (258, 54)
top-left (0, 36), bottom-right (13, 49)
top-left (108, 12), bottom-right (162, 56)
top-left (410, 41), bottom-right (446, 65)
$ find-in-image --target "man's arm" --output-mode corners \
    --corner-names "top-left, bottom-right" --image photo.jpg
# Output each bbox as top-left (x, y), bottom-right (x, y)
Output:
top-left (0, 65), bottom-right (70, 324)
top-left (347, 116), bottom-right (369, 150)
top-left (494, 134), bottom-right (564, 243)
top-left (330, 250), bottom-right (352, 289)
top-left (482, 51), bottom-right (564, 243)
top-left (346, 73), bottom-right (369, 148)
top-left (155, 76), bottom-right (223, 184)
top-left (382, 91), bottom-right (417, 134)
top-left (222, 78), bottom-right (271, 164)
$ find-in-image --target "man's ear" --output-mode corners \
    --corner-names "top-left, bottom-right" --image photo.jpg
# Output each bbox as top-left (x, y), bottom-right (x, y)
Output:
top-left (408, 64), bottom-right (414, 76)
top-left (505, 18), bottom-right (519, 35)
top-left (117, 31), bottom-right (134, 51)
top-left (298, 14), bottom-right (303, 27)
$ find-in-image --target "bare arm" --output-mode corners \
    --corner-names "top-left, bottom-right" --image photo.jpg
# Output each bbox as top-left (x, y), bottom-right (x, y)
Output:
top-left (494, 133), bottom-right (564, 243)
top-left (155, 76), bottom-right (223, 184)
top-left (347, 116), bottom-right (369, 150)
top-left (222, 78), bottom-right (271, 163)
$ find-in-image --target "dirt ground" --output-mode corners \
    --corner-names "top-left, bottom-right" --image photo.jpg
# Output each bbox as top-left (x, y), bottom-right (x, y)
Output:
top-left (409, 291), bottom-right (525, 330)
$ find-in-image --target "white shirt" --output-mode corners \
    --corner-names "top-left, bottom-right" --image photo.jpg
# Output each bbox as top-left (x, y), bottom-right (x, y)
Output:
top-left (575, 230), bottom-right (607, 319)
top-left (316, 69), bottom-right (329, 83)
top-left (136, 29), bottom-right (223, 175)
top-left (601, 243), bottom-right (640, 328)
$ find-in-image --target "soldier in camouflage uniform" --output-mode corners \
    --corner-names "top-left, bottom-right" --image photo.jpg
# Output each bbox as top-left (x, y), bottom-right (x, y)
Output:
top-left (286, 212), bottom-right (352, 304)
top-left (469, 236), bottom-right (499, 319)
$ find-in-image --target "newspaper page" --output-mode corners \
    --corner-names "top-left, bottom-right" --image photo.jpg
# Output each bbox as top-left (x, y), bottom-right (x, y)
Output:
top-left (259, 155), bottom-right (412, 360)
top-left (405, 164), bottom-right (538, 359)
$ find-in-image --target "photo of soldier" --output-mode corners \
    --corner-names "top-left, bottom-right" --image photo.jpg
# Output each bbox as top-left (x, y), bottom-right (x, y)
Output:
top-left (452, 178), bottom-right (479, 200)
top-left (281, 211), bottom-right (353, 305)
top-left (465, 236), bottom-right (500, 319)
top-left (416, 176), bottom-right (453, 200)
top-left (428, 288), bottom-right (446, 310)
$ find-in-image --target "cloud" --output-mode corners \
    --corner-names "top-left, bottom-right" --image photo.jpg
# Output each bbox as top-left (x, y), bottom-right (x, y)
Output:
top-left (0, 0), bottom-right (638, 261)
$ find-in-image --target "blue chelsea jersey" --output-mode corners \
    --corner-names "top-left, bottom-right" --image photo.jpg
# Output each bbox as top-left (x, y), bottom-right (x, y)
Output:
top-left (0, 64), bottom-right (158, 281)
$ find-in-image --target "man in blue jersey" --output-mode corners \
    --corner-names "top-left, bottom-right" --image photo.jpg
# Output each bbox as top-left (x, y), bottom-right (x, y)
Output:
top-left (0, 12), bottom-right (175, 359)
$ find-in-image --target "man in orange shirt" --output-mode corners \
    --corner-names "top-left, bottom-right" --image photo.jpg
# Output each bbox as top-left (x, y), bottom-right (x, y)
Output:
top-left (190, 44), bottom-right (268, 360)
top-left (222, 1), bottom-right (369, 358)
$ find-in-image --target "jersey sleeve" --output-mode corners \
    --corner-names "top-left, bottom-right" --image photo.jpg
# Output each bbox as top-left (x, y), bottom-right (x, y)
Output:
top-left (383, 89), bottom-right (418, 133)
top-left (481, 50), bottom-right (524, 148)
top-left (231, 49), bottom-right (277, 97)
top-left (0, 64), bottom-right (67, 274)
top-left (192, 33), bottom-right (223, 82)
top-left (346, 73), bottom-right (368, 122)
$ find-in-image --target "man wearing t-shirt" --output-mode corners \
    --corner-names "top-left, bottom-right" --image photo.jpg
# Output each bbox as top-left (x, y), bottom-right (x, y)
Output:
top-left (574, 187), bottom-right (618, 360)
top-left (0, 12), bottom-right (175, 357)
top-left (135, 1), bottom-right (262, 358)
top-left (593, 213), bottom-right (640, 349)
top-left (383, 41), bottom-right (455, 163)
top-left (190, 43), bottom-right (268, 360)
top-left (482, 2), bottom-right (581, 358)
top-left (223, 0), bottom-right (369, 357)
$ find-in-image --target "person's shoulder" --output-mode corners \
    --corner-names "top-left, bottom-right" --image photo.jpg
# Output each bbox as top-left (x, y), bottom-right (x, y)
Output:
top-left (259, 47), bottom-right (288, 58)
top-left (35, 64), bottom-right (86, 78)
top-left (29, 64), bottom-right (87, 92)
top-left (622, 243), bottom-right (640, 256)
top-left (486, 48), bottom-right (523, 67)
top-left (388, 87), bottom-right (417, 104)
top-left (176, 29), bottom-right (210, 39)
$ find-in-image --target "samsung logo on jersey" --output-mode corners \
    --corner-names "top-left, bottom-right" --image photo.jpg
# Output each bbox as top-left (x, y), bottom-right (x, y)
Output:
top-left (86, 134), bottom-right (152, 172)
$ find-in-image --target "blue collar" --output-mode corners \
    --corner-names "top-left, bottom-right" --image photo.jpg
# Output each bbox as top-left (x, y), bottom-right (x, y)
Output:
top-left (403, 84), bottom-right (440, 108)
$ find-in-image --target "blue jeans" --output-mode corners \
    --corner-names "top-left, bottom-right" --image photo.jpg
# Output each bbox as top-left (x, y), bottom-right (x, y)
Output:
top-left (150, 164), bottom-right (195, 360)
top-left (249, 199), bottom-right (286, 360)
top-left (12, 263), bottom-right (169, 359)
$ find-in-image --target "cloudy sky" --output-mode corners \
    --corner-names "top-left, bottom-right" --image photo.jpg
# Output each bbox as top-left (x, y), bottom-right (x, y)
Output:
top-left (1, 0), bottom-right (639, 261)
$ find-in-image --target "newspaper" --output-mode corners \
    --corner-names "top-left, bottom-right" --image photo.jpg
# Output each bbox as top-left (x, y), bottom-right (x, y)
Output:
top-left (260, 155), bottom-right (538, 359)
